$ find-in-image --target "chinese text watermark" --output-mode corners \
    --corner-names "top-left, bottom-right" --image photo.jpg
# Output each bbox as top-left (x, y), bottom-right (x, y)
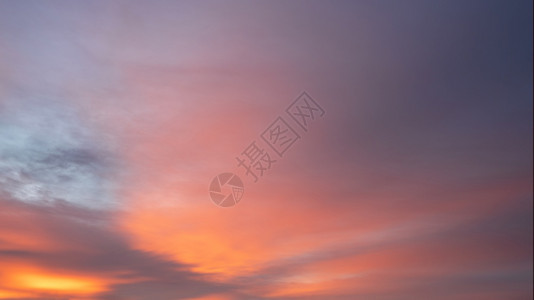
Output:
top-left (209, 91), bottom-right (325, 207)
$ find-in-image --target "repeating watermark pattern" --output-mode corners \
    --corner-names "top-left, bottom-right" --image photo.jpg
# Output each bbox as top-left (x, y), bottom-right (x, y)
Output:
top-left (209, 91), bottom-right (325, 207)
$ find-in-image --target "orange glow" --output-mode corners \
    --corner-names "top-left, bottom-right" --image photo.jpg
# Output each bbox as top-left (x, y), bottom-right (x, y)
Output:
top-left (0, 262), bottom-right (116, 299)
top-left (121, 205), bottom-right (269, 278)
top-left (12, 272), bottom-right (105, 293)
top-left (0, 290), bottom-right (36, 299)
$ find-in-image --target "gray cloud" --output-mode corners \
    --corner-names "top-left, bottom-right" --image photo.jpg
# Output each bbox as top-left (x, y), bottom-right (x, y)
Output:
top-left (0, 95), bottom-right (118, 209)
top-left (0, 197), bottom-right (234, 300)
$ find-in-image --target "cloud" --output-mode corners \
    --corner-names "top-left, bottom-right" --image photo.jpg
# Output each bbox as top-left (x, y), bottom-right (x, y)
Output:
top-left (0, 96), bottom-right (118, 209)
top-left (0, 196), bottom-right (234, 299)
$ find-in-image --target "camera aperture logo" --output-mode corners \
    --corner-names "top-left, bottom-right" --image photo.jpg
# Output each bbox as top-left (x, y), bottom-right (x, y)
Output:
top-left (209, 173), bottom-right (244, 207)
top-left (209, 91), bottom-right (325, 207)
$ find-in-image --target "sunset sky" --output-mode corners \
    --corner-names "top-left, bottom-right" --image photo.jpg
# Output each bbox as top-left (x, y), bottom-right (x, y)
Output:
top-left (0, 0), bottom-right (532, 299)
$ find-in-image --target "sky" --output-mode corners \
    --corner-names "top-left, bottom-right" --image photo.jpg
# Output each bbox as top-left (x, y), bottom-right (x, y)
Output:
top-left (0, 0), bottom-right (532, 299)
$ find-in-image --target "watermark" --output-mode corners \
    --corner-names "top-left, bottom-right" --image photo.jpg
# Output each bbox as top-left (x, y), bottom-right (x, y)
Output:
top-left (209, 91), bottom-right (325, 207)
top-left (209, 173), bottom-right (244, 207)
